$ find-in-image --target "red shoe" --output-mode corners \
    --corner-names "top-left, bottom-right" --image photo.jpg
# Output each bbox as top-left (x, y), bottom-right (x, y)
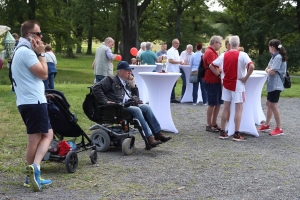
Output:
top-left (269, 127), bottom-right (284, 136)
top-left (257, 124), bottom-right (270, 132)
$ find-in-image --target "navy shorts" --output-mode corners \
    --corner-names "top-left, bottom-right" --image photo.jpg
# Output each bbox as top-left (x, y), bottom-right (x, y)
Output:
top-left (267, 90), bottom-right (281, 103)
top-left (206, 82), bottom-right (223, 106)
top-left (18, 103), bottom-right (51, 134)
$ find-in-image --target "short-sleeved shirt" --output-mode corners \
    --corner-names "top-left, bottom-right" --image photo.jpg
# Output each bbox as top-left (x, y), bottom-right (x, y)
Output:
top-left (190, 51), bottom-right (202, 71)
top-left (156, 51), bottom-right (167, 57)
top-left (212, 50), bottom-right (252, 92)
top-left (45, 51), bottom-right (57, 64)
top-left (11, 44), bottom-right (46, 106)
top-left (203, 46), bottom-right (220, 84)
top-left (166, 47), bottom-right (180, 73)
top-left (267, 52), bottom-right (286, 92)
top-left (180, 50), bottom-right (194, 64)
top-left (140, 50), bottom-right (158, 65)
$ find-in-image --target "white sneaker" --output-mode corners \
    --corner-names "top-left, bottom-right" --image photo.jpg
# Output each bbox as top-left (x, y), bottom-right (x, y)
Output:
top-left (193, 103), bottom-right (197, 106)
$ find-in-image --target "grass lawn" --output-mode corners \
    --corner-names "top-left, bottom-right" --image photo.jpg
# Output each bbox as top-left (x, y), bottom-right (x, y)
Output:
top-left (0, 53), bottom-right (299, 185)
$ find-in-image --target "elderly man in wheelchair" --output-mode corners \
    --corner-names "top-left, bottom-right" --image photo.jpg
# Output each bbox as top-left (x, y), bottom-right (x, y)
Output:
top-left (91, 61), bottom-right (172, 151)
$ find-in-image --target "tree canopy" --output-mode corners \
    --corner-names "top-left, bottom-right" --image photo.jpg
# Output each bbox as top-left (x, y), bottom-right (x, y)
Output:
top-left (0, 0), bottom-right (299, 71)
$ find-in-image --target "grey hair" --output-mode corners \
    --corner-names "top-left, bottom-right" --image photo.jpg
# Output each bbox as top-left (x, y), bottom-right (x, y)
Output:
top-left (105, 37), bottom-right (114, 44)
top-left (140, 42), bottom-right (147, 48)
top-left (209, 35), bottom-right (223, 45)
top-left (186, 44), bottom-right (193, 49)
top-left (146, 42), bottom-right (152, 50)
top-left (229, 35), bottom-right (240, 48)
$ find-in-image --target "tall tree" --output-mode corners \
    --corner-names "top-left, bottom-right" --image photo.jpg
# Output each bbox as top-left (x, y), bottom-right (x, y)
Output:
top-left (218, 0), bottom-right (300, 71)
top-left (120, 0), bottom-right (152, 62)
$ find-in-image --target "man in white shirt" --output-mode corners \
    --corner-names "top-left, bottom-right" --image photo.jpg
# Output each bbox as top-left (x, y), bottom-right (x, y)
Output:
top-left (179, 44), bottom-right (194, 99)
top-left (166, 39), bottom-right (182, 103)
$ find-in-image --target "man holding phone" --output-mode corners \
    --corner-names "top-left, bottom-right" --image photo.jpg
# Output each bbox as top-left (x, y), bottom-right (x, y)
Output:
top-left (11, 20), bottom-right (53, 192)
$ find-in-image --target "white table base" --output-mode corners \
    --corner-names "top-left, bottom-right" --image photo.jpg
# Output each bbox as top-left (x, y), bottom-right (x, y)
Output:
top-left (253, 70), bottom-right (268, 125)
top-left (180, 65), bottom-right (202, 103)
top-left (139, 72), bottom-right (181, 134)
top-left (226, 74), bottom-right (266, 137)
top-left (130, 65), bottom-right (156, 104)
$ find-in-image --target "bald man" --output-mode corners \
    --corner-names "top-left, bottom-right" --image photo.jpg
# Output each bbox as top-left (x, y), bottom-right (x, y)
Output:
top-left (92, 37), bottom-right (117, 82)
top-left (166, 39), bottom-right (183, 103)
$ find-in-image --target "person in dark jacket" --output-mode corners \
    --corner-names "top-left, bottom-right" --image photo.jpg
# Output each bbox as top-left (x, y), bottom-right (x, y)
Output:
top-left (92, 61), bottom-right (172, 147)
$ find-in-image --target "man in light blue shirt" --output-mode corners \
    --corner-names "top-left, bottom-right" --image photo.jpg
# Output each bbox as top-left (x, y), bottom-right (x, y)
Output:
top-left (12, 20), bottom-right (53, 192)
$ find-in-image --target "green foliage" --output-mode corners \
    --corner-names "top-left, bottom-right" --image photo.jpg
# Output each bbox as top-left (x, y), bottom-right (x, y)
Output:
top-left (215, 0), bottom-right (300, 72)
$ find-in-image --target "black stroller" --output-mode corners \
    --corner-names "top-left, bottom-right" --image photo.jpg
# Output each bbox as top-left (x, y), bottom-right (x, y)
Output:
top-left (44, 89), bottom-right (97, 173)
top-left (83, 87), bottom-right (157, 156)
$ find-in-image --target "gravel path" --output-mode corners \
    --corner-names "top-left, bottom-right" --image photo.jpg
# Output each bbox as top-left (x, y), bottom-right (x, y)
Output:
top-left (1, 97), bottom-right (300, 200)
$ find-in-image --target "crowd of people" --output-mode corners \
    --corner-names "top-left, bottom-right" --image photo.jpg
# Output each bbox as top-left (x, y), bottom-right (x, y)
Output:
top-left (92, 35), bottom-right (287, 142)
top-left (10, 19), bottom-right (287, 193)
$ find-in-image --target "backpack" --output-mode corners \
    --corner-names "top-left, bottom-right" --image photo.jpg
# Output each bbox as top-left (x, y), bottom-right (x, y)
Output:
top-left (277, 70), bottom-right (291, 89)
top-left (197, 55), bottom-right (207, 79)
top-left (82, 87), bottom-right (99, 122)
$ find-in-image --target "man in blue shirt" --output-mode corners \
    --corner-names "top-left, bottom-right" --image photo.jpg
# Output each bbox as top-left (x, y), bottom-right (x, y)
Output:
top-left (156, 42), bottom-right (168, 62)
top-left (12, 20), bottom-right (53, 192)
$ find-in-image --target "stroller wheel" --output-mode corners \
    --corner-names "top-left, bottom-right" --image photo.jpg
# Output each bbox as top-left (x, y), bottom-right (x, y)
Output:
top-left (122, 138), bottom-right (135, 155)
top-left (89, 150), bottom-right (98, 164)
top-left (90, 129), bottom-right (111, 152)
top-left (65, 151), bottom-right (78, 173)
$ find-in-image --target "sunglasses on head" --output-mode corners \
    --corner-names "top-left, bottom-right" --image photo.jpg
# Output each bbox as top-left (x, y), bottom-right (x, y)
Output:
top-left (27, 32), bottom-right (42, 37)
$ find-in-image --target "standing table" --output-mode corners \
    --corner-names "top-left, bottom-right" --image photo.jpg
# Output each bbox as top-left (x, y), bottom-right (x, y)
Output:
top-left (155, 63), bottom-right (162, 72)
top-left (179, 65), bottom-right (202, 103)
top-left (226, 74), bottom-right (266, 137)
top-left (130, 65), bottom-right (156, 103)
top-left (252, 70), bottom-right (268, 125)
top-left (139, 72), bottom-right (181, 134)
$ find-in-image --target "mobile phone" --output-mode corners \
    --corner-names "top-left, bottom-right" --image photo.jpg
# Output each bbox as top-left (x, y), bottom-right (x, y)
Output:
top-left (28, 34), bottom-right (34, 42)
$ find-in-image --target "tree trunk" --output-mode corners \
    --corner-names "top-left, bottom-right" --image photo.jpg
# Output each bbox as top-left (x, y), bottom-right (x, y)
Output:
top-left (55, 36), bottom-right (62, 53)
top-left (120, 0), bottom-right (152, 62)
top-left (175, 14), bottom-right (181, 39)
top-left (297, 0), bottom-right (300, 34)
top-left (86, 14), bottom-right (94, 55)
top-left (114, 5), bottom-right (122, 55)
top-left (120, 0), bottom-right (139, 62)
top-left (76, 27), bottom-right (84, 53)
top-left (28, 0), bottom-right (36, 20)
top-left (66, 47), bottom-right (75, 58)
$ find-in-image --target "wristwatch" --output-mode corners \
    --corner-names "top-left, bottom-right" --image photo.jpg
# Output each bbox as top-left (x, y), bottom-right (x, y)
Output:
top-left (37, 53), bottom-right (45, 57)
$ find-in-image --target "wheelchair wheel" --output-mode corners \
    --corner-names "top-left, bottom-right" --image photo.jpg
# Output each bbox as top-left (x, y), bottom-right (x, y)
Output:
top-left (90, 129), bottom-right (111, 152)
top-left (122, 138), bottom-right (135, 155)
top-left (89, 150), bottom-right (98, 164)
top-left (65, 151), bottom-right (78, 173)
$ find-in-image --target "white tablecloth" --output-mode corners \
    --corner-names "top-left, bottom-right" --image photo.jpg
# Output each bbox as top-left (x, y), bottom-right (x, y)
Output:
top-left (130, 65), bottom-right (156, 103)
top-left (180, 65), bottom-right (202, 103)
top-left (139, 72), bottom-right (181, 133)
top-left (252, 70), bottom-right (268, 124)
top-left (155, 63), bottom-right (162, 72)
top-left (226, 74), bottom-right (267, 137)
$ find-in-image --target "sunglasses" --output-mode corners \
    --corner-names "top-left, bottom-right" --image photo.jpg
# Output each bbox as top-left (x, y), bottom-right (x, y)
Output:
top-left (27, 32), bottom-right (42, 37)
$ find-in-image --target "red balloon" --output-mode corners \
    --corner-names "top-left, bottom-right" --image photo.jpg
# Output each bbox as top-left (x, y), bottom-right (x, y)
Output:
top-left (130, 47), bottom-right (138, 56)
top-left (116, 54), bottom-right (122, 61)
